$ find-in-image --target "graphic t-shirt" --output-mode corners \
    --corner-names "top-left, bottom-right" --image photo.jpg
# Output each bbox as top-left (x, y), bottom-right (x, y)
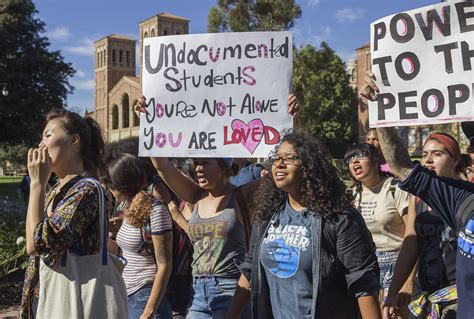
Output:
top-left (414, 200), bottom-right (457, 293)
top-left (355, 177), bottom-right (409, 251)
top-left (259, 202), bottom-right (314, 318)
top-left (187, 195), bottom-right (247, 277)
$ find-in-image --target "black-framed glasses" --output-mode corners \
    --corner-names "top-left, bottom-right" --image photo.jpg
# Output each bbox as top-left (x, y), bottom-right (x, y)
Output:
top-left (343, 151), bottom-right (370, 165)
top-left (268, 154), bottom-right (301, 166)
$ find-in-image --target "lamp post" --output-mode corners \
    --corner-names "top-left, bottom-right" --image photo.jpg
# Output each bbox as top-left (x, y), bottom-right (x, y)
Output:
top-left (0, 83), bottom-right (7, 96)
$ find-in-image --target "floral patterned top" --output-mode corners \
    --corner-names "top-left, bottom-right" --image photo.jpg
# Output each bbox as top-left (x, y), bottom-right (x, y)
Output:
top-left (20, 173), bottom-right (102, 318)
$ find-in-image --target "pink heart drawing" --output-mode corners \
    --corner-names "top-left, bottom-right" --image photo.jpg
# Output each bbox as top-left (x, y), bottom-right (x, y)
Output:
top-left (231, 119), bottom-right (264, 154)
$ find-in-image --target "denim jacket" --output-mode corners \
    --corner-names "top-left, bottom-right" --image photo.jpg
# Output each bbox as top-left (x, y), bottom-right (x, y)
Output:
top-left (239, 206), bottom-right (380, 319)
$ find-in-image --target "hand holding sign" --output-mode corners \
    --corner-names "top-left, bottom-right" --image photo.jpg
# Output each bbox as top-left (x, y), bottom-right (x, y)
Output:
top-left (359, 70), bottom-right (380, 103)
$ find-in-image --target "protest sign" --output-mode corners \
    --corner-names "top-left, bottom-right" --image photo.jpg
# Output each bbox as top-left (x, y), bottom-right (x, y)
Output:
top-left (368, 1), bottom-right (474, 127)
top-left (138, 31), bottom-right (293, 157)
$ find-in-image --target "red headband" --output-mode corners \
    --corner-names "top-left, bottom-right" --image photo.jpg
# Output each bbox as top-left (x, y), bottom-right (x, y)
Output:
top-left (424, 133), bottom-right (461, 165)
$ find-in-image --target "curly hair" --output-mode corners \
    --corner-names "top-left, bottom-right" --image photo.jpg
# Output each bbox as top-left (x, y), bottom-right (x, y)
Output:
top-left (253, 130), bottom-right (353, 221)
top-left (125, 191), bottom-right (154, 228)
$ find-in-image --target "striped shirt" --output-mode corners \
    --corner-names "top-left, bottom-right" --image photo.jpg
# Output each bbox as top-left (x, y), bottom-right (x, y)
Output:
top-left (116, 199), bottom-right (172, 295)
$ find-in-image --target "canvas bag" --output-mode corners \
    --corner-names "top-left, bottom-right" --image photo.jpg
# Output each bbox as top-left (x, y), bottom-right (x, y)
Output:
top-left (36, 178), bottom-right (128, 319)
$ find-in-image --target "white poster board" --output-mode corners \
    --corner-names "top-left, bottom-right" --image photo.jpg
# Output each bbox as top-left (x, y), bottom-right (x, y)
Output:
top-left (369, 1), bottom-right (474, 127)
top-left (139, 31), bottom-right (293, 157)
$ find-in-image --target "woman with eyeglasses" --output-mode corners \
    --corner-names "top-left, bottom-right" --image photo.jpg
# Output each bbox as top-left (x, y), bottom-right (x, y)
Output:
top-left (344, 143), bottom-right (413, 318)
top-left (134, 95), bottom-right (300, 319)
top-left (227, 130), bottom-right (381, 319)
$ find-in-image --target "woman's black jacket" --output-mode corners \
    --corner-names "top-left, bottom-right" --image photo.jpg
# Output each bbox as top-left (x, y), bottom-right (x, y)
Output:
top-left (239, 206), bottom-right (380, 319)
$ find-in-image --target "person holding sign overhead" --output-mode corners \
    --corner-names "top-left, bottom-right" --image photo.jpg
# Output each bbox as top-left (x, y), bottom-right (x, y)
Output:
top-left (135, 94), bottom-right (300, 319)
top-left (361, 70), bottom-right (474, 319)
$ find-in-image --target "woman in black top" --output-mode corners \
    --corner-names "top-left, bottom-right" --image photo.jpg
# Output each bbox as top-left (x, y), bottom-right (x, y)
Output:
top-left (227, 130), bottom-right (381, 319)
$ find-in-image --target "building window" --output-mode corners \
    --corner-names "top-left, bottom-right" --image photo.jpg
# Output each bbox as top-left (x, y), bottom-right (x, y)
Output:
top-left (112, 49), bottom-right (116, 66)
top-left (151, 29), bottom-right (155, 37)
top-left (408, 128), bottom-right (416, 148)
top-left (163, 28), bottom-right (168, 36)
top-left (96, 51), bottom-right (100, 67)
top-left (112, 105), bottom-right (119, 129)
top-left (102, 50), bottom-right (106, 66)
top-left (126, 51), bottom-right (130, 67)
top-left (132, 99), bottom-right (139, 126)
top-left (144, 31), bottom-right (148, 38)
top-left (421, 127), bottom-right (430, 144)
top-left (119, 50), bottom-right (123, 66)
top-left (122, 94), bottom-right (129, 128)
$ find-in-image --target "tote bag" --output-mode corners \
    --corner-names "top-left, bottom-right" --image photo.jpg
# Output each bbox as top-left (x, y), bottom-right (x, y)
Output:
top-left (36, 178), bottom-right (128, 319)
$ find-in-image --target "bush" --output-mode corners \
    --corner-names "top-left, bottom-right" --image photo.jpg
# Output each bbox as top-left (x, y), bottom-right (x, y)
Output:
top-left (0, 197), bottom-right (27, 278)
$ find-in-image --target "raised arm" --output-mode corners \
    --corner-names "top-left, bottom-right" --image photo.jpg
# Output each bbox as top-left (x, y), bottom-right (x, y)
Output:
top-left (359, 71), bottom-right (414, 181)
top-left (376, 127), bottom-right (414, 181)
top-left (134, 97), bottom-right (204, 203)
top-left (150, 157), bottom-right (203, 204)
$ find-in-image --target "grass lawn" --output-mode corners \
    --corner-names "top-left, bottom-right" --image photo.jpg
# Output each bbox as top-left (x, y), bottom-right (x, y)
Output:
top-left (0, 176), bottom-right (22, 201)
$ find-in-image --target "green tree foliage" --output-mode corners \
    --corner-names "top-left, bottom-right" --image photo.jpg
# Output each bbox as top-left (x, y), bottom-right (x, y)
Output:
top-left (208, 0), bottom-right (301, 32)
top-left (0, 143), bottom-right (28, 168)
top-left (0, 0), bottom-right (75, 145)
top-left (293, 43), bottom-right (358, 153)
top-left (207, 1), bottom-right (357, 155)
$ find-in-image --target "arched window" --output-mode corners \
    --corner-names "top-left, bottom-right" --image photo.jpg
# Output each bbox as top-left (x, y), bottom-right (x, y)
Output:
top-left (119, 50), bottom-right (123, 66)
top-left (151, 29), bottom-right (155, 37)
top-left (163, 28), bottom-right (168, 36)
top-left (112, 49), bottom-right (116, 66)
top-left (112, 104), bottom-right (119, 129)
top-left (122, 94), bottom-right (129, 128)
top-left (132, 99), bottom-right (139, 126)
top-left (144, 31), bottom-right (148, 38)
top-left (96, 51), bottom-right (100, 67)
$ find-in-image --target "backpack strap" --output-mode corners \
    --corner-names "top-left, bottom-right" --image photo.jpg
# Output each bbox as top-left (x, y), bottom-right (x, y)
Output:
top-left (389, 177), bottom-right (400, 200)
top-left (233, 187), bottom-right (251, 248)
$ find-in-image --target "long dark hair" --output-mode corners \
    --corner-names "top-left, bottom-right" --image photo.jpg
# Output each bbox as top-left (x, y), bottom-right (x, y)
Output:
top-left (104, 153), bottom-right (152, 227)
top-left (46, 109), bottom-right (105, 178)
top-left (253, 130), bottom-right (352, 221)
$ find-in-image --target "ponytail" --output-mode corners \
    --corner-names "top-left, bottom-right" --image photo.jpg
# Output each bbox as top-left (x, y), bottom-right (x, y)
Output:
top-left (84, 116), bottom-right (105, 178)
top-left (46, 108), bottom-right (105, 178)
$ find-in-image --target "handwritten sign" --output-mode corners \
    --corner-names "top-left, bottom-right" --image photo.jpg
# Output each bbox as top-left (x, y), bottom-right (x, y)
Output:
top-left (138, 31), bottom-right (293, 157)
top-left (368, 1), bottom-right (474, 127)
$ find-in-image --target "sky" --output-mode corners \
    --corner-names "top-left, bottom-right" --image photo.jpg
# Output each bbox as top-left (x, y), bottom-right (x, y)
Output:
top-left (34, 0), bottom-right (436, 114)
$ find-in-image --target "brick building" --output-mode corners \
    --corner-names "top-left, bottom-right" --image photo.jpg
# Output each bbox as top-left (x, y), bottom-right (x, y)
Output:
top-left (90, 13), bottom-right (189, 142)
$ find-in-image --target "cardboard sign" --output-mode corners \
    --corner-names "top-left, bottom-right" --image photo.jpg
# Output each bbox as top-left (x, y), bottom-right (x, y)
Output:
top-left (138, 31), bottom-right (293, 157)
top-left (369, 1), bottom-right (474, 127)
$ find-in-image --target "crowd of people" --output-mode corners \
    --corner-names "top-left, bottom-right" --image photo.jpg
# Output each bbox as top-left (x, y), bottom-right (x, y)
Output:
top-left (17, 53), bottom-right (474, 319)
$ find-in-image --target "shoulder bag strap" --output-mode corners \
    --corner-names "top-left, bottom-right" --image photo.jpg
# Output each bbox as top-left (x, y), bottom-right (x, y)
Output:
top-left (83, 177), bottom-right (108, 265)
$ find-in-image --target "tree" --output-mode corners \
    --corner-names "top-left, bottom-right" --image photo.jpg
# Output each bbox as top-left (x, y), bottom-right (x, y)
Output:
top-left (0, 143), bottom-right (28, 169)
top-left (293, 43), bottom-right (358, 155)
top-left (0, 0), bottom-right (75, 146)
top-left (208, 1), bottom-right (358, 156)
top-left (208, 0), bottom-right (301, 32)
